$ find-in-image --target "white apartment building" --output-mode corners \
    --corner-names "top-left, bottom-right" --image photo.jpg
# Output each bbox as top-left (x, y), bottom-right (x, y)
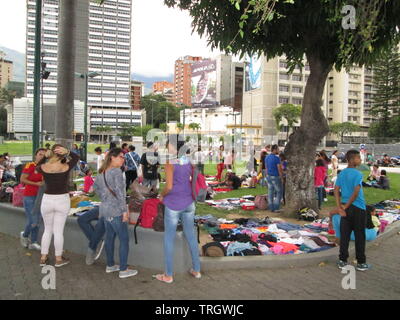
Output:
top-left (25, 0), bottom-right (133, 135)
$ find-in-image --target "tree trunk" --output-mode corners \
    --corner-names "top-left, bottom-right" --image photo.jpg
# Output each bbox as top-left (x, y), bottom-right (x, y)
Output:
top-left (283, 52), bottom-right (333, 218)
top-left (55, 0), bottom-right (77, 149)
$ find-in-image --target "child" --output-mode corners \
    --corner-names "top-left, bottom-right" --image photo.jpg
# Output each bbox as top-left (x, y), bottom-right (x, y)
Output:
top-left (328, 205), bottom-right (379, 242)
top-left (334, 149), bottom-right (370, 271)
top-left (314, 159), bottom-right (326, 211)
top-left (373, 169), bottom-right (390, 190)
top-left (83, 169), bottom-right (94, 194)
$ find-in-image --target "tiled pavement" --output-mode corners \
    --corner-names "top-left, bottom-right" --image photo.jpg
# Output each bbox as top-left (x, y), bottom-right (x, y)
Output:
top-left (0, 232), bottom-right (399, 300)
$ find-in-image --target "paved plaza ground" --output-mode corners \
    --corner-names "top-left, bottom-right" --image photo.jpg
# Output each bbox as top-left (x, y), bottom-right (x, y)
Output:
top-left (1, 231), bottom-right (399, 300)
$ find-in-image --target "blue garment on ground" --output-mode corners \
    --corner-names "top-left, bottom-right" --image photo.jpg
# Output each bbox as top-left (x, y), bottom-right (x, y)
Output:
top-left (308, 246), bottom-right (334, 253)
top-left (276, 222), bottom-right (303, 232)
top-left (335, 168), bottom-right (366, 210)
top-left (304, 225), bottom-right (328, 232)
top-left (332, 213), bottom-right (377, 241)
top-left (227, 242), bottom-right (254, 256)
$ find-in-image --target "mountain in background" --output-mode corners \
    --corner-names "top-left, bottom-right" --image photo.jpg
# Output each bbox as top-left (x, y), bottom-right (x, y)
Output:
top-left (0, 46), bottom-right (25, 82)
top-left (131, 73), bottom-right (174, 95)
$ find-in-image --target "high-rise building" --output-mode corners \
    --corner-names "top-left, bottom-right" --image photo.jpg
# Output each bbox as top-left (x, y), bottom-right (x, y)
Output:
top-left (152, 81), bottom-right (174, 103)
top-left (174, 56), bottom-right (202, 106)
top-left (25, 0), bottom-right (135, 136)
top-left (130, 80), bottom-right (144, 110)
top-left (0, 51), bottom-right (13, 88)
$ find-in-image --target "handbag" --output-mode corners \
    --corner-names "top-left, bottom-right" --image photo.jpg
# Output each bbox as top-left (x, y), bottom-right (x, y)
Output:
top-left (128, 152), bottom-right (142, 177)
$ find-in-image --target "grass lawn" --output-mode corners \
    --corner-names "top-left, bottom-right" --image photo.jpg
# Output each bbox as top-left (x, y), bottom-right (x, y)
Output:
top-left (83, 161), bottom-right (400, 219)
top-left (0, 141), bottom-right (109, 156)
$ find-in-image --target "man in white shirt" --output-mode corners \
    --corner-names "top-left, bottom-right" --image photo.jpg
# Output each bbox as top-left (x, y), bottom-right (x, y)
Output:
top-left (193, 146), bottom-right (206, 175)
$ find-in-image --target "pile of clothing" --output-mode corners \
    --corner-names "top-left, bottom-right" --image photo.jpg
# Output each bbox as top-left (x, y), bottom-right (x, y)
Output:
top-left (372, 199), bottom-right (400, 233)
top-left (204, 196), bottom-right (256, 211)
top-left (197, 215), bottom-right (336, 257)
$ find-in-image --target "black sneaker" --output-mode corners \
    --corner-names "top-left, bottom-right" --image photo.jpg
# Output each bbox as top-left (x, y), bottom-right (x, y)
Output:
top-left (356, 263), bottom-right (371, 271)
top-left (337, 260), bottom-right (348, 269)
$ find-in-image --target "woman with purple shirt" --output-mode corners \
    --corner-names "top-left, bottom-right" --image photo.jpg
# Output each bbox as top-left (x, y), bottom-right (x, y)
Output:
top-left (155, 135), bottom-right (201, 283)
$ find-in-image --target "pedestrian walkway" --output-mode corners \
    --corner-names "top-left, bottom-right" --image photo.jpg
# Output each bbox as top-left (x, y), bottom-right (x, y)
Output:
top-left (0, 232), bottom-right (399, 300)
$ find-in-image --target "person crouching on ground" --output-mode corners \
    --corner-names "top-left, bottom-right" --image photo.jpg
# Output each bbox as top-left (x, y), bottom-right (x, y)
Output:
top-left (93, 148), bottom-right (138, 279)
top-left (334, 149), bottom-right (370, 271)
top-left (329, 205), bottom-right (380, 242)
top-left (36, 144), bottom-right (79, 267)
top-left (156, 135), bottom-right (201, 283)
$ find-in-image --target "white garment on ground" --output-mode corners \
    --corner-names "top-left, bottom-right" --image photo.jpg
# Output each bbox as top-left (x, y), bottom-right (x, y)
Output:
top-left (280, 237), bottom-right (305, 245)
top-left (298, 230), bottom-right (320, 237)
top-left (40, 193), bottom-right (70, 256)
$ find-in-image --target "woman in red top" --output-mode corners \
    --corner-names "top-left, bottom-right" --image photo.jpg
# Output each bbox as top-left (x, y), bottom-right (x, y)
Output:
top-left (314, 159), bottom-right (327, 211)
top-left (20, 148), bottom-right (47, 250)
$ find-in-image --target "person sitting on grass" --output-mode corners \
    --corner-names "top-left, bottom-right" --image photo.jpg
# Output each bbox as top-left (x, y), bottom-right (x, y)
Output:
top-left (328, 205), bottom-right (380, 242)
top-left (367, 164), bottom-right (380, 182)
top-left (224, 171), bottom-right (242, 190)
top-left (373, 169), bottom-right (390, 190)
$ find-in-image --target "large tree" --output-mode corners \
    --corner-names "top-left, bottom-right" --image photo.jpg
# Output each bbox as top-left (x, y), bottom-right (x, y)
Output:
top-left (272, 103), bottom-right (301, 141)
top-left (141, 94), bottom-right (181, 128)
top-left (370, 42), bottom-right (400, 137)
top-left (329, 122), bottom-right (360, 143)
top-left (165, 0), bottom-right (400, 217)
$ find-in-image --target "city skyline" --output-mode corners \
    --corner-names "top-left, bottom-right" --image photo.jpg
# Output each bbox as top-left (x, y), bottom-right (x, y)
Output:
top-left (0, 0), bottom-right (220, 78)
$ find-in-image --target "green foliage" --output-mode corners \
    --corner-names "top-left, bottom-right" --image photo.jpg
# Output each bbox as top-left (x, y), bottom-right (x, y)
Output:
top-left (370, 42), bottom-right (400, 137)
top-left (188, 122), bottom-right (201, 132)
top-left (272, 104), bottom-right (301, 139)
top-left (329, 122), bottom-right (360, 142)
top-left (369, 116), bottom-right (400, 139)
top-left (176, 123), bottom-right (184, 132)
top-left (141, 95), bottom-right (181, 128)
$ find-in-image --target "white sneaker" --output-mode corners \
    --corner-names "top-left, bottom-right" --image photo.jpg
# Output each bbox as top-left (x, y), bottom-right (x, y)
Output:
top-left (106, 265), bottom-right (120, 273)
top-left (119, 269), bottom-right (138, 279)
top-left (28, 243), bottom-right (41, 251)
top-left (20, 231), bottom-right (29, 248)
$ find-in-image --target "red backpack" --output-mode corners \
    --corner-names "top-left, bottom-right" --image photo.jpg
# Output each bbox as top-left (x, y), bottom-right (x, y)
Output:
top-left (133, 198), bottom-right (161, 244)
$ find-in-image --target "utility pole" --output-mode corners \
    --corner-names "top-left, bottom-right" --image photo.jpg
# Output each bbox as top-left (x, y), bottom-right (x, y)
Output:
top-left (55, 0), bottom-right (77, 148)
top-left (32, 0), bottom-right (42, 157)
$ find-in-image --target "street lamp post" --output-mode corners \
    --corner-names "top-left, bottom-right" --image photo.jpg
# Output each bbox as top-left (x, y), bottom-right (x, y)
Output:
top-left (75, 71), bottom-right (100, 162)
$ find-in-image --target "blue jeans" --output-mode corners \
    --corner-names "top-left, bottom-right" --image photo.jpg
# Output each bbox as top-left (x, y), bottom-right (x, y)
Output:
top-left (77, 206), bottom-right (105, 251)
top-left (315, 186), bottom-right (324, 209)
top-left (23, 196), bottom-right (40, 243)
top-left (164, 203), bottom-right (200, 277)
top-left (266, 175), bottom-right (282, 212)
top-left (104, 215), bottom-right (129, 271)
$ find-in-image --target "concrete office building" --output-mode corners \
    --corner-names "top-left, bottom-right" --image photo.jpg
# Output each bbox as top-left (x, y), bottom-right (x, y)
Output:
top-left (0, 51), bottom-right (13, 88)
top-left (174, 56), bottom-right (202, 106)
top-left (131, 80), bottom-right (144, 110)
top-left (25, 0), bottom-right (134, 136)
top-left (153, 81), bottom-right (174, 103)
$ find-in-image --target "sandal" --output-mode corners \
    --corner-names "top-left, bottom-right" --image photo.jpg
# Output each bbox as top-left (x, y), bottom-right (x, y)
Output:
top-left (153, 274), bottom-right (173, 284)
top-left (40, 256), bottom-right (48, 267)
top-left (189, 269), bottom-right (202, 279)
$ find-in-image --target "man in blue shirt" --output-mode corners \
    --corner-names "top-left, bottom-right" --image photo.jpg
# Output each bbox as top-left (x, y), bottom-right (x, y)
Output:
top-left (124, 145), bottom-right (141, 191)
top-left (334, 149), bottom-right (370, 272)
top-left (265, 144), bottom-right (283, 212)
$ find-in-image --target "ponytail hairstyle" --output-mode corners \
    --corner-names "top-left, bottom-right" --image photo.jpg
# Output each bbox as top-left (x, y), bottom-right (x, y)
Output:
top-left (99, 147), bottom-right (122, 174)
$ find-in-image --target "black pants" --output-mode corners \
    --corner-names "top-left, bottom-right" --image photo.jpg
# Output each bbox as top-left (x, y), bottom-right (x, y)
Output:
top-left (125, 170), bottom-right (138, 191)
top-left (339, 204), bottom-right (367, 264)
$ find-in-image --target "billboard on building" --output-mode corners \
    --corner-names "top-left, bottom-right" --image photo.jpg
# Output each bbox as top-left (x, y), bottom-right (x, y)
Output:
top-left (245, 54), bottom-right (262, 91)
top-left (191, 59), bottom-right (217, 108)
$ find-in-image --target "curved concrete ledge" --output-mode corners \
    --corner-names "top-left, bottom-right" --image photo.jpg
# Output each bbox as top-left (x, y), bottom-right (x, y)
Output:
top-left (200, 221), bottom-right (400, 271)
top-left (1, 203), bottom-right (399, 272)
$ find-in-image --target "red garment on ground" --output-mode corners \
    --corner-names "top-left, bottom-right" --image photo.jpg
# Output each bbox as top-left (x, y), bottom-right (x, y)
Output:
top-left (267, 241), bottom-right (299, 254)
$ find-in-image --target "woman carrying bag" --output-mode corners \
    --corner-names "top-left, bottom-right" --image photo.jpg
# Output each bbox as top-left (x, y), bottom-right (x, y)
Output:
top-left (93, 147), bottom-right (138, 279)
top-left (155, 135), bottom-right (201, 284)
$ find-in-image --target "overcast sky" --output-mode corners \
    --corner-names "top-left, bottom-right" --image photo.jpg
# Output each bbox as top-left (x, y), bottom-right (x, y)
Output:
top-left (0, 0), bottom-right (221, 78)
